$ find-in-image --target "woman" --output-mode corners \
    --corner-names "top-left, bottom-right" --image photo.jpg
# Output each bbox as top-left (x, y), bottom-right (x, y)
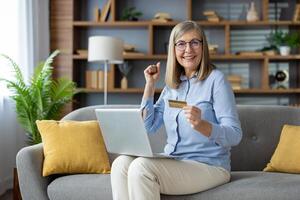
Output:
top-left (111, 20), bottom-right (242, 200)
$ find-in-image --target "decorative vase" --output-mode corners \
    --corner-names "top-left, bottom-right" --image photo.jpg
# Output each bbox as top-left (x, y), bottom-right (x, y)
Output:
top-left (247, 2), bottom-right (259, 22)
top-left (121, 76), bottom-right (128, 89)
top-left (279, 46), bottom-right (291, 56)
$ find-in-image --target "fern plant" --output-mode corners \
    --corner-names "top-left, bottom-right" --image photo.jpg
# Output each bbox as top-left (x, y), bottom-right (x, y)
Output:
top-left (268, 31), bottom-right (300, 48)
top-left (0, 50), bottom-right (76, 144)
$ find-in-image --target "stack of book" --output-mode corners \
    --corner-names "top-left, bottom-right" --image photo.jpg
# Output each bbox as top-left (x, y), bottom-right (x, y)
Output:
top-left (227, 75), bottom-right (242, 90)
top-left (123, 44), bottom-right (145, 56)
top-left (208, 44), bottom-right (218, 54)
top-left (203, 10), bottom-right (221, 22)
top-left (236, 51), bottom-right (263, 56)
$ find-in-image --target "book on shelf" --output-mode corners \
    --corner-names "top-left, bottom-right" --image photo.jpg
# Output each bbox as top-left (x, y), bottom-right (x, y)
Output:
top-left (123, 51), bottom-right (145, 56)
top-left (293, 4), bottom-right (300, 21)
top-left (76, 49), bottom-right (88, 56)
top-left (85, 70), bottom-right (104, 89)
top-left (98, 70), bottom-right (104, 89)
top-left (93, 6), bottom-right (101, 22)
top-left (208, 44), bottom-right (218, 54)
top-left (230, 84), bottom-right (242, 90)
top-left (124, 44), bottom-right (136, 52)
top-left (107, 64), bottom-right (115, 89)
top-left (203, 10), bottom-right (217, 16)
top-left (85, 71), bottom-right (92, 89)
top-left (207, 16), bottom-right (220, 22)
top-left (227, 75), bottom-right (242, 90)
top-left (100, 0), bottom-right (111, 22)
top-left (236, 51), bottom-right (263, 56)
top-left (203, 10), bottom-right (221, 22)
top-left (152, 18), bottom-right (171, 23)
top-left (85, 70), bottom-right (98, 89)
top-left (263, 50), bottom-right (277, 56)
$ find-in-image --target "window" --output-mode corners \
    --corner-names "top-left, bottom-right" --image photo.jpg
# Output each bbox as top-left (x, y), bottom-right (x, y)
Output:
top-left (0, 1), bottom-right (20, 96)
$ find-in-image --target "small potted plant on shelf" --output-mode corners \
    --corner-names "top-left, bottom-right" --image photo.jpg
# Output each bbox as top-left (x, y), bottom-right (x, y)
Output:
top-left (0, 50), bottom-right (77, 144)
top-left (267, 30), bottom-right (300, 56)
top-left (120, 6), bottom-right (143, 21)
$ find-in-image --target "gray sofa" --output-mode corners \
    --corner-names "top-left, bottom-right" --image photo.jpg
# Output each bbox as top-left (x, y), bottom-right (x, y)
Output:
top-left (17, 105), bottom-right (300, 200)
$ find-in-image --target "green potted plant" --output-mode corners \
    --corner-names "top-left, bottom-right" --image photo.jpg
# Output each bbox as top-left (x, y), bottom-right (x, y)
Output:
top-left (0, 50), bottom-right (76, 144)
top-left (267, 30), bottom-right (300, 56)
top-left (120, 6), bottom-right (143, 21)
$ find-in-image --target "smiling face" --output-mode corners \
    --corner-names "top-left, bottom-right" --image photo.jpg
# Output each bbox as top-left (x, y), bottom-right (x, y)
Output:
top-left (175, 30), bottom-right (202, 78)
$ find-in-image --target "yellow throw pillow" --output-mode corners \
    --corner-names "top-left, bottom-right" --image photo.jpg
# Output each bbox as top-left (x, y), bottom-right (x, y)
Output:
top-left (36, 120), bottom-right (111, 176)
top-left (264, 124), bottom-right (300, 173)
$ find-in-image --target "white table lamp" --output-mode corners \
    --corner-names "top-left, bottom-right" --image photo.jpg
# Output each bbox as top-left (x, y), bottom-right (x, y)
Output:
top-left (88, 36), bottom-right (124, 105)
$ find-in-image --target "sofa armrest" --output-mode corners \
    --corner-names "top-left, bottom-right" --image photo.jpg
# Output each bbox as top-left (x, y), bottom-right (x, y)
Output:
top-left (16, 143), bottom-right (50, 200)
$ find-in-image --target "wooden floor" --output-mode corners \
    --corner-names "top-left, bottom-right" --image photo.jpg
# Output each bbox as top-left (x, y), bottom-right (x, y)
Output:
top-left (0, 190), bottom-right (12, 200)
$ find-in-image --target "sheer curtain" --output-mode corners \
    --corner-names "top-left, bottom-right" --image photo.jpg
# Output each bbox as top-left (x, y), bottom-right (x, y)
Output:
top-left (0, 0), bottom-right (49, 195)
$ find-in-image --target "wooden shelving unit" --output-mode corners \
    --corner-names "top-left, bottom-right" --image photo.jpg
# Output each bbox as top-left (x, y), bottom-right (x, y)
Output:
top-left (51, 0), bottom-right (300, 112)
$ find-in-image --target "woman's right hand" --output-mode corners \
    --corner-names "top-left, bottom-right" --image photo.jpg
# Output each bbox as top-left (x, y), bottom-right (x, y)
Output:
top-left (144, 62), bottom-right (160, 85)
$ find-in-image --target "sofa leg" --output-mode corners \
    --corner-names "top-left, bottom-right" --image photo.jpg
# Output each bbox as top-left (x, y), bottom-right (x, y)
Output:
top-left (13, 168), bottom-right (22, 200)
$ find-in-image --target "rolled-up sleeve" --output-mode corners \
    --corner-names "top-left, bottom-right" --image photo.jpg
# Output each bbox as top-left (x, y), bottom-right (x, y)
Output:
top-left (140, 87), bottom-right (166, 134)
top-left (209, 74), bottom-right (242, 147)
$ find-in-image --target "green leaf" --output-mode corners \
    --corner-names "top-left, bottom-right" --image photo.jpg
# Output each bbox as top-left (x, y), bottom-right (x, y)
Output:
top-left (0, 49), bottom-right (76, 144)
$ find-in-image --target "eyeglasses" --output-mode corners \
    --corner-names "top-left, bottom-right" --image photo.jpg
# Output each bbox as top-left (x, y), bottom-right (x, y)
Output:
top-left (175, 39), bottom-right (202, 51)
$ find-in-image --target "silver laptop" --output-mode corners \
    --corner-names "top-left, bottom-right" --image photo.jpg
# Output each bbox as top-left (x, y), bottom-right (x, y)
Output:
top-left (95, 108), bottom-right (173, 158)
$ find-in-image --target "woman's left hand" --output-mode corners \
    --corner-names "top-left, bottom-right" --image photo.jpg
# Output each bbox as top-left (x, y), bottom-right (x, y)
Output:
top-left (183, 105), bottom-right (202, 129)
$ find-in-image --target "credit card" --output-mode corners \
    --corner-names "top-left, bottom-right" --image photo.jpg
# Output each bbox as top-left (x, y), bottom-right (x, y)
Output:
top-left (168, 99), bottom-right (187, 108)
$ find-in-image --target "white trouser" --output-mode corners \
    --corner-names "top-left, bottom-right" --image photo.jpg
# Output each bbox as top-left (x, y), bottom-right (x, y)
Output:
top-left (111, 155), bottom-right (230, 200)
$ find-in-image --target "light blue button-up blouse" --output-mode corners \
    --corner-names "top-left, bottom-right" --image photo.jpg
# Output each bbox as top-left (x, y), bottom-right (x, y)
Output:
top-left (141, 69), bottom-right (242, 171)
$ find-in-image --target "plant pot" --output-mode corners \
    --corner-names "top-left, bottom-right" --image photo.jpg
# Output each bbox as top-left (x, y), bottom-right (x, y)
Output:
top-left (279, 46), bottom-right (291, 56)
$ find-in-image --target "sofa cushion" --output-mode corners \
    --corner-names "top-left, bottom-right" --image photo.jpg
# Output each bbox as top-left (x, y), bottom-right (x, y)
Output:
top-left (161, 171), bottom-right (300, 200)
top-left (48, 172), bottom-right (300, 200)
top-left (264, 124), bottom-right (300, 173)
top-left (47, 174), bottom-right (112, 200)
top-left (37, 120), bottom-right (110, 176)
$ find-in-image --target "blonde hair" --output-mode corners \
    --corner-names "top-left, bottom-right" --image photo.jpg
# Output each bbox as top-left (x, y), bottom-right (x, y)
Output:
top-left (165, 20), bottom-right (215, 89)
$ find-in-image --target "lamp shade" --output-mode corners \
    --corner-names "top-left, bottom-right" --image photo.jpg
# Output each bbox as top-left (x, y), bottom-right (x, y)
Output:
top-left (88, 36), bottom-right (124, 64)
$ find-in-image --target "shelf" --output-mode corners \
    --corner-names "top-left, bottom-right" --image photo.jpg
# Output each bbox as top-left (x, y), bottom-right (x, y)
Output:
top-left (77, 88), bottom-right (300, 94)
top-left (233, 89), bottom-right (300, 94)
top-left (77, 88), bottom-right (162, 93)
top-left (73, 54), bottom-right (167, 60)
top-left (73, 20), bottom-right (300, 28)
top-left (267, 55), bottom-right (300, 60)
top-left (73, 20), bottom-right (178, 27)
top-left (211, 55), bottom-right (265, 60)
top-left (73, 54), bottom-right (300, 61)
top-left (204, 20), bottom-right (300, 26)
top-left (213, 54), bottom-right (300, 60)
top-left (73, 21), bottom-right (149, 27)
